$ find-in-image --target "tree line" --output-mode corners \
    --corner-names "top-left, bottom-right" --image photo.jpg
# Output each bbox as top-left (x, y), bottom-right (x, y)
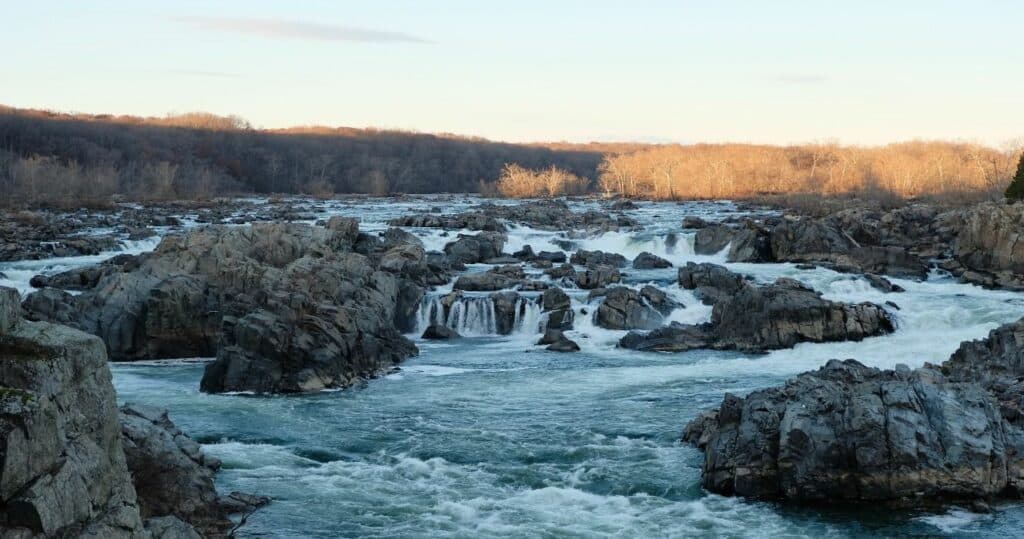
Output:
top-left (1, 105), bottom-right (1020, 207)
top-left (0, 106), bottom-right (609, 207)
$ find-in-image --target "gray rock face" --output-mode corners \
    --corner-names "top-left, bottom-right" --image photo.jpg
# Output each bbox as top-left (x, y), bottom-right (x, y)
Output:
top-left (538, 329), bottom-right (580, 352)
top-left (595, 287), bottom-right (665, 330)
top-left (726, 223), bottom-right (773, 263)
top-left (442, 232), bottom-right (507, 265)
top-left (952, 203), bottom-right (1024, 290)
top-left (119, 404), bottom-right (230, 536)
top-left (624, 265), bottom-right (892, 352)
top-left (541, 288), bottom-right (574, 331)
top-left (452, 268), bottom-right (523, 291)
top-left (0, 286), bottom-right (148, 538)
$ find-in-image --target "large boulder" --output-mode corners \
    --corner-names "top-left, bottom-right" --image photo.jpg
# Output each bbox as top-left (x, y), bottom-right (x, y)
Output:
top-left (541, 287), bottom-right (574, 330)
top-left (574, 266), bottom-right (621, 290)
top-left (442, 232), bottom-right (507, 265)
top-left (677, 262), bottom-right (749, 305)
top-left (693, 225), bottom-right (734, 255)
top-left (688, 358), bottom-right (1017, 502)
top-left (633, 252), bottom-right (672, 269)
top-left (595, 287), bottom-right (665, 330)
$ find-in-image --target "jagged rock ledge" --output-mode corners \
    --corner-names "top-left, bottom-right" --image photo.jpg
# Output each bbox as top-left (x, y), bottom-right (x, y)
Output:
top-left (683, 316), bottom-right (1024, 507)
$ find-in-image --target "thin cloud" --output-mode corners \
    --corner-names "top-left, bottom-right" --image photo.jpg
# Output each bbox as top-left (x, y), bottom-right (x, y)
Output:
top-left (775, 74), bottom-right (829, 84)
top-left (171, 16), bottom-right (432, 44)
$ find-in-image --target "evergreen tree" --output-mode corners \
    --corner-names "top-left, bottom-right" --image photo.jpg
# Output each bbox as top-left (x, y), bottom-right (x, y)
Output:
top-left (1007, 153), bottom-right (1024, 201)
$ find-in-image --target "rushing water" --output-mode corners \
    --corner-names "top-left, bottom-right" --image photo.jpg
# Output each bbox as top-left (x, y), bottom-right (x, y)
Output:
top-left (5, 196), bottom-right (1024, 537)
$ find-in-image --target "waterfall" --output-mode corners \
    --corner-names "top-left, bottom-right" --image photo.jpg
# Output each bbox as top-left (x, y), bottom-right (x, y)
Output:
top-left (512, 298), bottom-right (543, 335)
top-left (415, 296), bottom-right (498, 336)
top-left (414, 295), bottom-right (543, 337)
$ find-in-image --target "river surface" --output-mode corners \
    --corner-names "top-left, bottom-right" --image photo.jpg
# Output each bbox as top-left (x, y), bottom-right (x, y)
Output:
top-left (4, 196), bottom-right (1024, 538)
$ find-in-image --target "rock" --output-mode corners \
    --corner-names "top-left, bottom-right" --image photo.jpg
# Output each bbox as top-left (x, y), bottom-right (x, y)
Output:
top-left (595, 287), bottom-right (665, 330)
top-left (537, 328), bottom-right (565, 345)
top-left (610, 200), bottom-right (638, 210)
top-left (513, 245), bottom-right (535, 260)
top-left (677, 262), bottom-right (748, 305)
top-left (490, 291), bottom-right (527, 335)
top-left (954, 203), bottom-right (1024, 289)
top-left (639, 284), bottom-right (680, 315)
top-left (541, 287), bottom-right (571, 312)
top-left (624, 267), bottom-right (892, 352)
top-left (468, 200), bottom-right (637, 232)
top-left (682, 216), bottom-right (709, 229)
top-left (544, 263), bottom-right (576, 279)
top-left (633, 252), bottom-right (672, 269)
top-left (388, 212), bottom-right (506, 232)
top-left (693, 225), bottom-right (734, 255)
top-left (769, 218), bottom-right (856, 262)
top-left (726, 223), bottom-right (773, 262)
top-left (421, 323), bottom-right (460, 340)
top-left (574, 266), bottom-right (621, 289)
top-left (838, 246), bottom-right (928, 280)
top-left (536, 251), bottom-right (567, 263)
top-left (119, 404), bottom-right (232, 536)
top-left (442, 232), bottom-right (507, 265)
top-left (0, 286), bottom-right (149, 537)
top-left (544, 331), bottom-right (581, 352)
top-left (144, 516), bottom-right (202, 539)
top-left (571, 249), bottom-right (628, 268)
top-left (864, 273), bottom-right (904, 293)
top-left (686, 353), bottom-right (1024, 504)
top-left (453, 269), bottom-right (522, 291)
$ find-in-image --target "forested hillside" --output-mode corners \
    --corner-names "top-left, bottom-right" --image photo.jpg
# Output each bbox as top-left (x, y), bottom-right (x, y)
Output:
top-left (0, 106), bottom-right (616, 206)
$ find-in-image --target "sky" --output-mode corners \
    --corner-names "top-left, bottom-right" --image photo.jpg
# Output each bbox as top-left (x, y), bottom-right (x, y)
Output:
top-left (2, 0), bottom-right (1022, 146)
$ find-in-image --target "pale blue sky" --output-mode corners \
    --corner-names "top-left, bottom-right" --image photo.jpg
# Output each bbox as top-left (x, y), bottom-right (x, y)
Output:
top-left (2, 1), bottom-right (1021, 145)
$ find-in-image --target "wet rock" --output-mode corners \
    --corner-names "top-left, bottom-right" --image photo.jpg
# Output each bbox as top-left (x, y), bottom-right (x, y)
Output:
top-left (595, 287), bottom-right (664, 330)
top-left (541, 287), bottom-right (574, 331)
top-left (543, 330), bottom-right (581, 352)
top-left (953, 203), bottom-right (1024, 290)
top-left (864, 273), bottom-right (904, 293)
top-left (388, 212), bottom-right (506, 232)
top-left (422, 324), bottom-right (460, 340)
top-left (625, 266), bottom-right (892, 352)
top-left (639, 284), bottom-right (680, 315)
top-left (633, 252), bottom-right (672, 269)
top-left (682, 216), bottom-right (709, 229)
top-left (544, 263), bottom-right (576, 279)
top-left (442, 232), bottom-right (507, 265)
top-left (490, 291), bottom-right (527, 335)
top-left (571, 249), bottom-right (628, 269)
top-left (677, 262), bottom-right (748, 305)
top-left (726, 222), bottom-right (773, 262)
top-left (453, 269), bottom-right (523, 291)
top-left (574, 266), bottom-right (621, 290)
top-left (536, 251), bottom-right (567, 263)
top-left (693, 225), bottom-right (734, 255)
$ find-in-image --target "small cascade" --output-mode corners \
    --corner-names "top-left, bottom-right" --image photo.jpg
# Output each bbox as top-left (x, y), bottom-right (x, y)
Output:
top-left (512, 298), bottom-right (543, 335)
top-left (415, 296), bottom-right (498, 336)
top-left (414, 294), bottom-right (544, 337)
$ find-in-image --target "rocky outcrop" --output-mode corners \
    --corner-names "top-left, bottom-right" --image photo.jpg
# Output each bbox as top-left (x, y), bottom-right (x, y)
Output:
top-left (950, 202), bottom-right (1024, 290)
top-left (537, 329), bottom-right (580, 352)
top-left (452, 266), bottom-right (524, 292)
top-left (595, 287), bottom-right (665, 330)
top-left (541, 287), bottom-right (574, 331)
top-left (623, 265), bottom-right (892, 352)
top-left (0, 287), bottom-right (149, 537)
top-left (23, 220), bottom-right (428, 395)
top-left (693, 225), bottom-right (733, 255)
top-left (422, 324), bottom-right (460, 340)
top-left (470, 200), bottom-right (638, 232)
top-left (685, 318), bottom-right (1024, 505)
